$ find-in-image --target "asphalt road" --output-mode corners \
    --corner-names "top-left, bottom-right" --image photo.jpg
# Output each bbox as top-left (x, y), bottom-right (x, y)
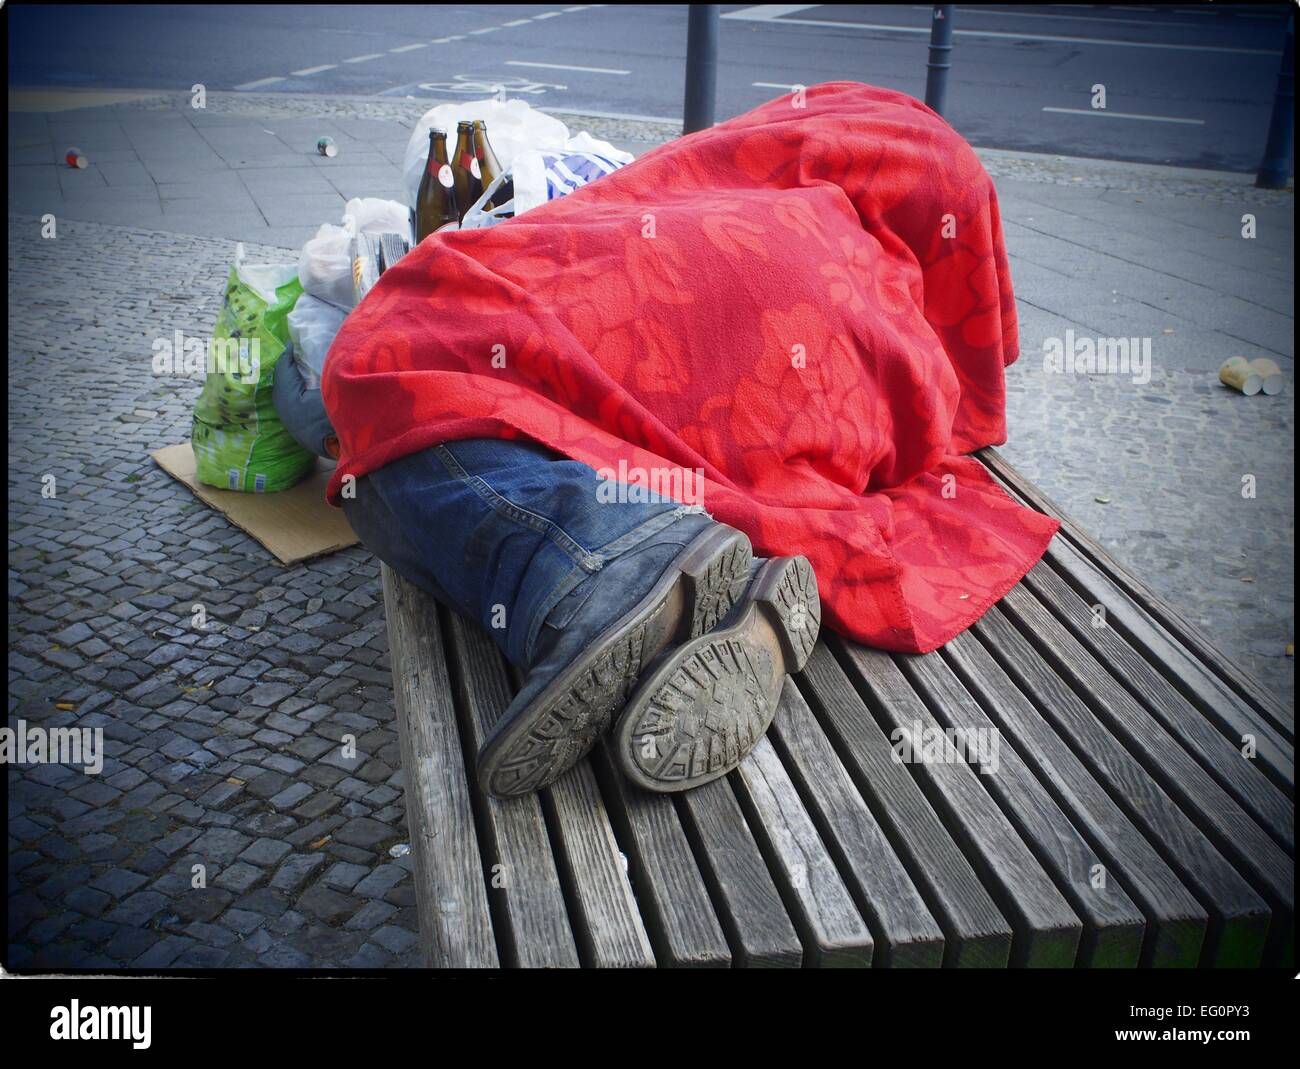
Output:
top-left (7, 3), bottom-right (1292, 172)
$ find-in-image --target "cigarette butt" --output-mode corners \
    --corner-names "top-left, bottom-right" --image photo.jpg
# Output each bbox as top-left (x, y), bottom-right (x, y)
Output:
top-left (1247, 358), bottom-right (1285, 396)
top-left (1219, 358), bottom-right (1262, 395)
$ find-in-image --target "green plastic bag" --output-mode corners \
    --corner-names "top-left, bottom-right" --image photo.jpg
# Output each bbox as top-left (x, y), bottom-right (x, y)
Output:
top-left (192, 259), bottom-right (315, 493)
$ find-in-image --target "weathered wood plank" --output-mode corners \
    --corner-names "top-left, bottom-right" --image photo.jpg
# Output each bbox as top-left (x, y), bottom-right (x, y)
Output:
top-left (1023, 562), bottom-right (1294, 847)
top-left (943, 628), bottom-right (1207, 968)
top-left (544, 759), bottom-right (657, 968)
top-left (732, 734), bottom-right (874, 967)
top-left (768, 679), bottom-right (946, 967)
top-left (380, 565), bottom-right (498, 967)
top-left (593, 740), bottom-right (731, 967)
top-left (443, 611), bottom-right (581, 968)
top-left (974, 603), bottom-right (1272, 967)
top-left (675, 777), bottom-right (805, 967)
top-left (979, 447), bottom-right (1293, 737)
top-left (798, 644), bottom-right (1013, 967)
top-left (1037, 537), bottom-right (1294, 789)
top-left (999, 583), bottom-right (1294, 931)
top-left (835, 640), bottom-right (1083, 967)
top-left (899, 644), bottom-right (1147, 967)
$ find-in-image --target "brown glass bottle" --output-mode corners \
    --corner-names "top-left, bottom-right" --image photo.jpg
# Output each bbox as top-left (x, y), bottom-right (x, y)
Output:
top-left (472, 119), bottom-right (514, 217)
top-left (450, 120), bottom-right (483, 223)
top-left (415, 128), bottom-right (459, 241)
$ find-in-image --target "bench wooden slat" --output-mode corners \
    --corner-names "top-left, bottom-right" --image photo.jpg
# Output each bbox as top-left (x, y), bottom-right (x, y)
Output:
top-left (676, 777), bottom-right (805, 967)
top-left (897, 644), bottom-right (1148, 967)
top-left (443, 612), bottom-right (581, 968)
top-left (381, 565), bottom-right (499, 967)
top-left (836, 640), bottom-right (1084, 967)
top-left (974, 603), bottom-right (1272, 967)
top-left (1040, 537), bottom-right (1295, 785)
top-left (980, 448), bottom-right (1293, 739)
top-left (999, 582), bottom-right (1295, 930)
top-left (798, 645), bottom-right (1014, 966)
top-left (731, 735), bottom-right (875, 967)
top-left (544, 759), bottom-right (657, 968)
top-left (942, 628), bottom-right (1207, 967)
top-left (769, 679), bottom-right (946, 967)
top-left (592, 740), bottom-right (732, 967)
top-left (1024, 563), bottom-right (1295, 841)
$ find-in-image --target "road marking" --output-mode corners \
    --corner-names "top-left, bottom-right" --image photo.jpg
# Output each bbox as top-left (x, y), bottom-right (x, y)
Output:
top-left (533, 11), bottom-right (564, 19)
top-left (470, 27), bottom-right (499, 35)
top-left (502, 18), bottom-right (532, 26)
top-left (344, 53), bottom-right (384, 63)
top-left (234, 76), bottom-right (286, 90)
top-left (1042, 106), bottom-right (1205, 125)
top-left (507, 60), bottom-right (630, 75)
top-left (562, 6), bottom-right (590, 11)
top-left (753, 81), bottom-right (800, 90)
top-left (290, 64), bottom-right (337, 76)
top-left (389, 43), bottom-right (426, 53)
top-left (728, 4), bottom-right (822, 18)
top-left (432, 35), bottom-right (466, 42)
top-left (722, 11), bottom-right (1276, 54)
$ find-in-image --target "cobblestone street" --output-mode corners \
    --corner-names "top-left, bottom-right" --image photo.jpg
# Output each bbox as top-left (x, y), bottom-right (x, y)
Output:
top-left (8, 219), bottom-right (420, 968)
top-left (7, 90), bottom-right (1294, 970)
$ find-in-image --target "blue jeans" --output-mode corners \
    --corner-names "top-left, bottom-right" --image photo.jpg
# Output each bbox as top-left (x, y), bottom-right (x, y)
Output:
top-left (342, 439), bottom-right (697, 668)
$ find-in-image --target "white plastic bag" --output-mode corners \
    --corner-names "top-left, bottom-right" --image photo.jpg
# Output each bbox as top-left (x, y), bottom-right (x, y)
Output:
top-left (402, 97), bottom-right (632, 208)
top-left (297, 222), bottom-right (355, 310)
top-left (286, 294), bottom-right (348, 389)
top-left (343, 197), bottom-right (411, 237)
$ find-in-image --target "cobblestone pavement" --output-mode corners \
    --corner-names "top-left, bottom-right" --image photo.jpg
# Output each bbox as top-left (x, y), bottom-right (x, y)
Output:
top-left (6, 92), bottom-right (1294, 971)
top-left (8, 218), bottom-right (420, 969)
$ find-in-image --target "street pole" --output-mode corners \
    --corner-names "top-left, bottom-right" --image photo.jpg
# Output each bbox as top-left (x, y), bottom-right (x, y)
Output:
top-left (924, 5), bottom-right (954, 118)
top-left (683, 4), bottom-right (719, 134)
top-left (1255, 13), bottom-right (1294, 190)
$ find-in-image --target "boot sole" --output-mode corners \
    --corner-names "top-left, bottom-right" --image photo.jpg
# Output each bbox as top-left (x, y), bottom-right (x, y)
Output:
top-left (613, 556), bottom-right (820, 793)
top-left (478, 523), bottom-right (753, 798)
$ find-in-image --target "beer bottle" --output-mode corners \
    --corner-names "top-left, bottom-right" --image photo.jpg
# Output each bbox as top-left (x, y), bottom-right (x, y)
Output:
top-left (415, 128), bottom-right (459, 241)
top-left (451, 120), bottom-right (482, 223)
top-left (472, 119), bottom-right (514, 217)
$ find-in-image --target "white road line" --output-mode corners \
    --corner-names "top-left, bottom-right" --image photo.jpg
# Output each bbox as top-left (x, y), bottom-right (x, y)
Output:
top-left (432, 35), bottom-right (465, 42)
top-left (1042, 106), bottom-right (1206, 125)
top-left (728, 4), bottom-right (822, 18)
top-left (234, 76), bottom-right (286, 90)
top-left (722, 12), bottom-right (1276, 54)
top-left (389, 43), bottom-right (426, 53)
top-left (501, 18), bottom-right (532, 26)
top-left (470, 27), bottom-right (498, 35)
top-left (753, 81), bottom-right (800, 90)
top-left (506, 60), bottom-right (630, 75)
top-left (533, 11), bottom-right (563, 19)
top-left (290, 64), bottom-right (337, 76)
top-left (344, 53), bottom-right (384, 63)
top-left (562, 6), bottom-right (589, 12)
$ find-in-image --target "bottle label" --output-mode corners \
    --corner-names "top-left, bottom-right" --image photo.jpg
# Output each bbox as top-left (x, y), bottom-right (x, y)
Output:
top-left (470, 157), bottom-right (482, 180)
top-left (438, 164), bottom-right (454, 189)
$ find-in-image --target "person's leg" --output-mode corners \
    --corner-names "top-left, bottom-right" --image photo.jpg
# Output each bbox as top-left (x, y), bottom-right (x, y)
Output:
top-left (344, 438), bottom-right (757, 796)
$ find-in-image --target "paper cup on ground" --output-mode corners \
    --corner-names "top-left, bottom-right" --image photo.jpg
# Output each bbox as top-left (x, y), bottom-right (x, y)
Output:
top-left (1247, 358), bottom-right (1285, 396)
top-left (1219, 357), bottom-right (1262, 395)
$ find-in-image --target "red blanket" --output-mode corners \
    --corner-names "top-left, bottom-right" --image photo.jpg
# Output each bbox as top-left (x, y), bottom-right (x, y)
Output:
top-left (323, 82), bottom-right (1058, 653)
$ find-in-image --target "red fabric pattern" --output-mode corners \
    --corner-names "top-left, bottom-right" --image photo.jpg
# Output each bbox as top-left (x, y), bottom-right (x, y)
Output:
top-left (323, 82), bottom-right (1058, 653)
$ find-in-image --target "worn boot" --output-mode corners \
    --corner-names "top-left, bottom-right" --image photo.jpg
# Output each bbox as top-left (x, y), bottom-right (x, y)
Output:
top-left (477, 517), bottom-right (753, 798)
top-left (613, 555), bottom-right (820, 792)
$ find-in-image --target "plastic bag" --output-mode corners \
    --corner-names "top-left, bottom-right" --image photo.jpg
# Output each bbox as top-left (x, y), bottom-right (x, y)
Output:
top-left (343, 197), bottom-right (411, 238)
top-left (402, 97), bottom-right (632, 208)
top-left (297, 221), bottom-right (354, 310)
top-left (286, 294), bottom-right (347, 389)
top-left (191, 257), bottom-right (315, 493)
top-left (460, 149), bottom-right (628, 229)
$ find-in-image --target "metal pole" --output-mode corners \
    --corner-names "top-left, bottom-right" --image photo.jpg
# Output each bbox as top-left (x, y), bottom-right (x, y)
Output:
top-left (1255, 13), bottom-right (1294, 190)
top-left (683, 4), bottom-right (719, 134)
top-left (924, 5), bottom-right (954, 117)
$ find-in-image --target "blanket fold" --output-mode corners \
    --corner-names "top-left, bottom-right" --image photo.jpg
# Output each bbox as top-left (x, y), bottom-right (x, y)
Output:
top-left (324, 81), bottom-right (1058, 653)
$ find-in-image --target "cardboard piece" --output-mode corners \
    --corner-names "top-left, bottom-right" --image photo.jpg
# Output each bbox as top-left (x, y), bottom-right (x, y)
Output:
top-left (152, 442), bottom-right (358, 565)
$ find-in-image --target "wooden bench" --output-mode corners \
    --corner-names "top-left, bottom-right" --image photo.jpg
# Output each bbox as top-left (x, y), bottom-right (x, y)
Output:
top-left (378, 450), bottom-right (1294, 969)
